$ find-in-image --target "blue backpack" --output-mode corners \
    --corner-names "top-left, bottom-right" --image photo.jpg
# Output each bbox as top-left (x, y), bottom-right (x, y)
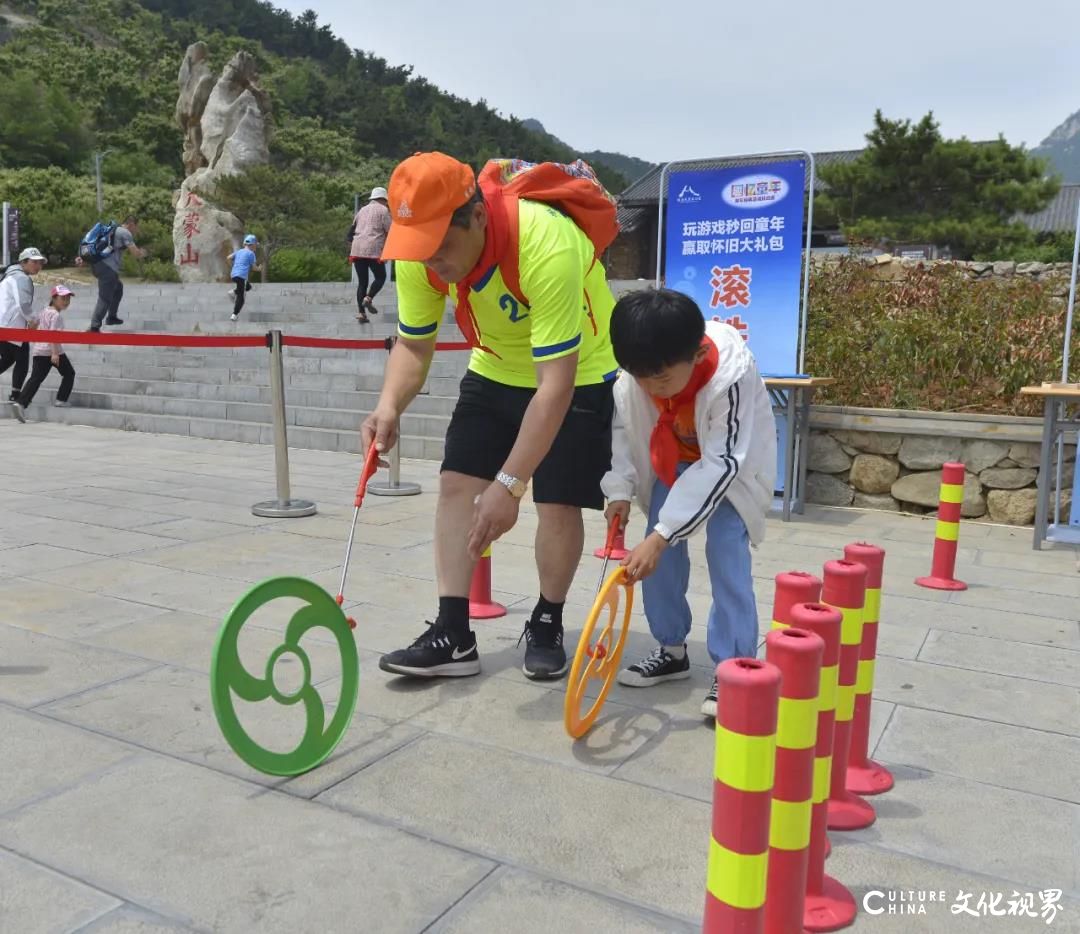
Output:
top-left (78, 221), bottom-right (117, 264)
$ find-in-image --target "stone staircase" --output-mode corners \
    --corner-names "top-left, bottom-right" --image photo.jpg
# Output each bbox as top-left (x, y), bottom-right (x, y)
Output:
top-left (2, 278), bottom-right (644, 457)
top-left (0, 280), bottom-right (467, 458)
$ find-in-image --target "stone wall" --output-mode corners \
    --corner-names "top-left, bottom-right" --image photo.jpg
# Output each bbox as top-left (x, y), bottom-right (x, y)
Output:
top-left (836, 254), bottom-right (1075, 295)
top-left (804, 414), bottom-right (1076, 525)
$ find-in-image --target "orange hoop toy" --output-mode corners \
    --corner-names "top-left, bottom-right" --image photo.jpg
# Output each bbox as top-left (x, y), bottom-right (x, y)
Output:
top-left (564, 566), bottom-right (634, 738)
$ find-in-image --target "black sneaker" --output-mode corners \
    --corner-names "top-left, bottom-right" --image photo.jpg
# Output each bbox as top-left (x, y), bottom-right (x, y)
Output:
top-left (520, 614), bottom-right (567, 681)
top-left (701, 676), bottom-right (718, 718)
top-left (378, 622), bottom-right (480, 678)
top-left (104, 316), bottom-right (124, 325)
top-left (617, 645), bottom-right (691, 687)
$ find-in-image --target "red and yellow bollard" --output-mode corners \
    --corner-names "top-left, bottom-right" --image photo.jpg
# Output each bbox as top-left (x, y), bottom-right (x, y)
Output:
top-left (468, 545), bottom-right (506, 619)
top-left (763, 627), bottom-right (824, 934)
top-left (704, 658), bottom-right (781, 934)
top-left (843, 542), bottom-right (894, 796)
top-left (915, 462), bottom-right (968, 591)
top-left (821, 560), bottom-right (875, 831)
top-left (772, 571), bottom-right (822, 629)
top-left (789, 603), bottom-right (856, 932)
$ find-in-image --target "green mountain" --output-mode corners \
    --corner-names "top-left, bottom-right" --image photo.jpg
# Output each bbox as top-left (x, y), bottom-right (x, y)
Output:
top-left (522, 118), bottom-right (654, 185)
top-left (0, 0), bottom-right (627, 191)
top-left (1034, 108), bottom-right (1080, 183)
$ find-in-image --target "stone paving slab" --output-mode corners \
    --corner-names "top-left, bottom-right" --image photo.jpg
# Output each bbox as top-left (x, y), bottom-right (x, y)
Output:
top-left (76, 906), bottom-right (199, 933)
top-left (918, 629), bottom-right (1080, 688)
top-left (2, 422), bottom-right (1078, 930)
top-left (0, 849), bottom-right (121, 933)
top-left (0, 626), bottom-right (158, 708)
top-left (0, 755), bottom-right (495, 933)
top-left (0, 707), bottom-right (134, 814)
top-left (823, 842), bottom-right (1080, 934)
top-left (429, 867), bottom-right (697, 934)
top-left (875, 706), bottom-right (1080, 803)
top-left (39, 665), bottom-right (423, 798)
top-left (850, 766), bottom-right (1079, 894)
top-left (873, 655), bottom-right (1080, 735)
top-left (318, 732), bottom-right (710, 923)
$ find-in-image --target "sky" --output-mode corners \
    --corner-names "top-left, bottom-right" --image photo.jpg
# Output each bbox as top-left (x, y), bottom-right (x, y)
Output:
top-left (277, 0), bottom-right (1078, 163)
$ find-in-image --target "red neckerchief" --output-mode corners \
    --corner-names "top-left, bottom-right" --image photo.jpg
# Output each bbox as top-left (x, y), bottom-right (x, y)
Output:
top-left (453, 182), bottom-right (507, 356)
top-left (649, 337), bottom-right (719, 487)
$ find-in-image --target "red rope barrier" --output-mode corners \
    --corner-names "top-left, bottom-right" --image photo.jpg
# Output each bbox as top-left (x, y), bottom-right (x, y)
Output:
top-left (0, 328), bottom-right (267, 348)
top-left (0, 328), bottom-right (471, 352)
top-left (281, 335), bottom-right (472, 351)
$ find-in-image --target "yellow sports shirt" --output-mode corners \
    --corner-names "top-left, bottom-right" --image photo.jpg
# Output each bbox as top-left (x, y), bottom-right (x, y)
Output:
top-left (396, 199), bottom-right (618, 388)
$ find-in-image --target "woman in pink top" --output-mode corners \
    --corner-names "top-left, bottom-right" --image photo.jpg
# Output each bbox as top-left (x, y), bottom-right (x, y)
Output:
top-left (347, 186), bottom-right (391, 323)
top-left (11, 285), bottom-right (76, 422)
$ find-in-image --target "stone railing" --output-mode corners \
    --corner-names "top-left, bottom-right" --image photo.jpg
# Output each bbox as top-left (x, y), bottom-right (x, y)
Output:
top-left (805, 406), bottom-right (1075, 525)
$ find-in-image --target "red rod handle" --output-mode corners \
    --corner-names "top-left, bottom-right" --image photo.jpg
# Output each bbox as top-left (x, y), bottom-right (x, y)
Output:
top-left (353, 443), bottom-right (381, 507)
top-left (602, 514), bottom-right (622, 558)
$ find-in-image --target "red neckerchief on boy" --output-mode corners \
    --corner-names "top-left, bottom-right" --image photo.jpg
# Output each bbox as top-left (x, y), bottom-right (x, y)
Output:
top-left (452, 181), bottom-right (508, 357)
top-left (649, 337), bottom-right (719, 487)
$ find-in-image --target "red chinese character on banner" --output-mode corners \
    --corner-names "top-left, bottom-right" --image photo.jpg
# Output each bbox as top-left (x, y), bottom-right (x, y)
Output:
top-left (181, 212), bottom-right (201, 239)
top-left (723, 314), bottom-right (750, 340)
top-left (178, 242), bottom-right (200, 265)
top-left (709, 264), bottom-right (752, 309)
top-left (183, 192), bottom-right (204, 209)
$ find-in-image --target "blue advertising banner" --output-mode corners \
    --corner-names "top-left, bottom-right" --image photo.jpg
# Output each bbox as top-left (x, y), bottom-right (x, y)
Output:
top-left (662, 159), bottom-right (806, 376)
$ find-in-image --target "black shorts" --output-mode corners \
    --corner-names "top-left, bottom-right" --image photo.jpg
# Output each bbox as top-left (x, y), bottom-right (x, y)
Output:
top-left (441, 371), bottom-right (615, 510)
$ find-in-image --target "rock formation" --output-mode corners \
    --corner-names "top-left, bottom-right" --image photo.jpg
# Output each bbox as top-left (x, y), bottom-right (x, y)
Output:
top-left (173, 43), bottom-right (271, 282)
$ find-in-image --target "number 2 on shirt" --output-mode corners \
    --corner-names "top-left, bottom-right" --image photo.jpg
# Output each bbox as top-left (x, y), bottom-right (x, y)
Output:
top-left (500, 293), bottom-right (529, 323)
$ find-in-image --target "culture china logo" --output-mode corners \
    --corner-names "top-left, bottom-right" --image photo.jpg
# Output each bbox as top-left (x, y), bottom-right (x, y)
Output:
top-left (723, 174), bottom-right (789, 209)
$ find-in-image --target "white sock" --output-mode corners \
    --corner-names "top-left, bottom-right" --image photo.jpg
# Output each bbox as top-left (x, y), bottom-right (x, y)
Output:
top-left (664, 644), bottom-right (686, 660)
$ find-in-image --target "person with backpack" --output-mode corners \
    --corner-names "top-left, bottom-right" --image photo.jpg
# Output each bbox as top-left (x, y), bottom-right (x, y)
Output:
top-left (82, 215), bottom-right (146, 332)
top-left (364, 152), bottom-right (620, 682)
top-left (10, 285), bottom-right (78, 422)
top-left (0, 246), bottom-right (45, 406)
top-left (346, 186), bottom-right (391, 323)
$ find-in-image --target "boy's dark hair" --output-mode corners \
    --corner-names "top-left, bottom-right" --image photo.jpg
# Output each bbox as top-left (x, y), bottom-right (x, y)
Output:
top-left (123, 214), bottom-right (138, 225)
top-left (449, 187), bottom-right (484, 229)
top-left (609, 288), bottom-right (706, 376)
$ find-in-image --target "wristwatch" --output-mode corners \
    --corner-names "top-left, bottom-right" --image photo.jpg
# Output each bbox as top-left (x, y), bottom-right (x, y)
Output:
top-left (496, 471), bottom-right (528, 499)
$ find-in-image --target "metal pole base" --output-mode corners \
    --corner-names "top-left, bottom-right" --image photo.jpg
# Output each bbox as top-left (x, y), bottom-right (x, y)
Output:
top-left (251, 499), bottom-right (318, 518)
top-left (368, 481), bottom-right (422, 497)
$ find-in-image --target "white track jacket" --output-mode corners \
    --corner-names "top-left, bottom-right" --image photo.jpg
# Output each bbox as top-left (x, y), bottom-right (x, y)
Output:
top-left (601, 320), bottom-right (777, 546)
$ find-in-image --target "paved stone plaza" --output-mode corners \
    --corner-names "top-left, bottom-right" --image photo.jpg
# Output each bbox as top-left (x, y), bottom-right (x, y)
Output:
top-left (1, 421), bottom-right (1078, 933)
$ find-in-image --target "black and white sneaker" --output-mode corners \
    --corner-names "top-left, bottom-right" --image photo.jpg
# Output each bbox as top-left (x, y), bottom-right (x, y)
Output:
top-left (378, 622), bottom-right (480, 678)
top-left (701, 676), bottom-right (718, 718)
top-left (617, 645), bottom-right (691, 687)
top-left (520, 614), bottom-right (567, 681)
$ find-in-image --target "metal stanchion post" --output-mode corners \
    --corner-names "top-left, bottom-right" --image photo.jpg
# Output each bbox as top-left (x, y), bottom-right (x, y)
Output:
top-left (368, 424), bottom-right (422, 496)
top-left (369, 336), bottom-right (422, 497)
top-left (252, 329), bottom-right (317, 518)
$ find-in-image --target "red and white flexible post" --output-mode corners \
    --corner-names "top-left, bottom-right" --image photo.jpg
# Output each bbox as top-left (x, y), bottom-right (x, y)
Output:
top-left (763, 627), bottom-right (824, 934)
top-left (789, 603), bottom-right (857, 932)
top-left (915, 462), bottom-right (968, 591)
top-left (704, 658), bottom-right (781, 933)
top-left (821, 560), bottom-right (875, 831)
top-left (772, 571), bottom-right (823, 630)
top-left (842, 542), bottom-right (894, 795)
top-left (469, 545), bottom-right (506, 619)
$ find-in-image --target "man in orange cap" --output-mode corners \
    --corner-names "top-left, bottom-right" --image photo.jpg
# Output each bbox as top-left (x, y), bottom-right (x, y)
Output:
top-left (364, 151), bottom-right (618, 682)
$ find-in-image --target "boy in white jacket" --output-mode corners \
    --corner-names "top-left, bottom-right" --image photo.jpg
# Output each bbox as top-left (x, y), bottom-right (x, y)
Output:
top-left (601, 289), bottom-right (776, 717)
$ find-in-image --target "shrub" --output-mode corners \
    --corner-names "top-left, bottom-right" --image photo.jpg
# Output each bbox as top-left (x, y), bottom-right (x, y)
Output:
top-left (268, 247), bottom-right (350, 282)
top-left (806, 257), bottom-right (1077, 416)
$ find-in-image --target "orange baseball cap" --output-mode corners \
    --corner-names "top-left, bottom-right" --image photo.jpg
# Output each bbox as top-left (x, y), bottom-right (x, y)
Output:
top-left (382, 152), bottom-right (477, 261)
